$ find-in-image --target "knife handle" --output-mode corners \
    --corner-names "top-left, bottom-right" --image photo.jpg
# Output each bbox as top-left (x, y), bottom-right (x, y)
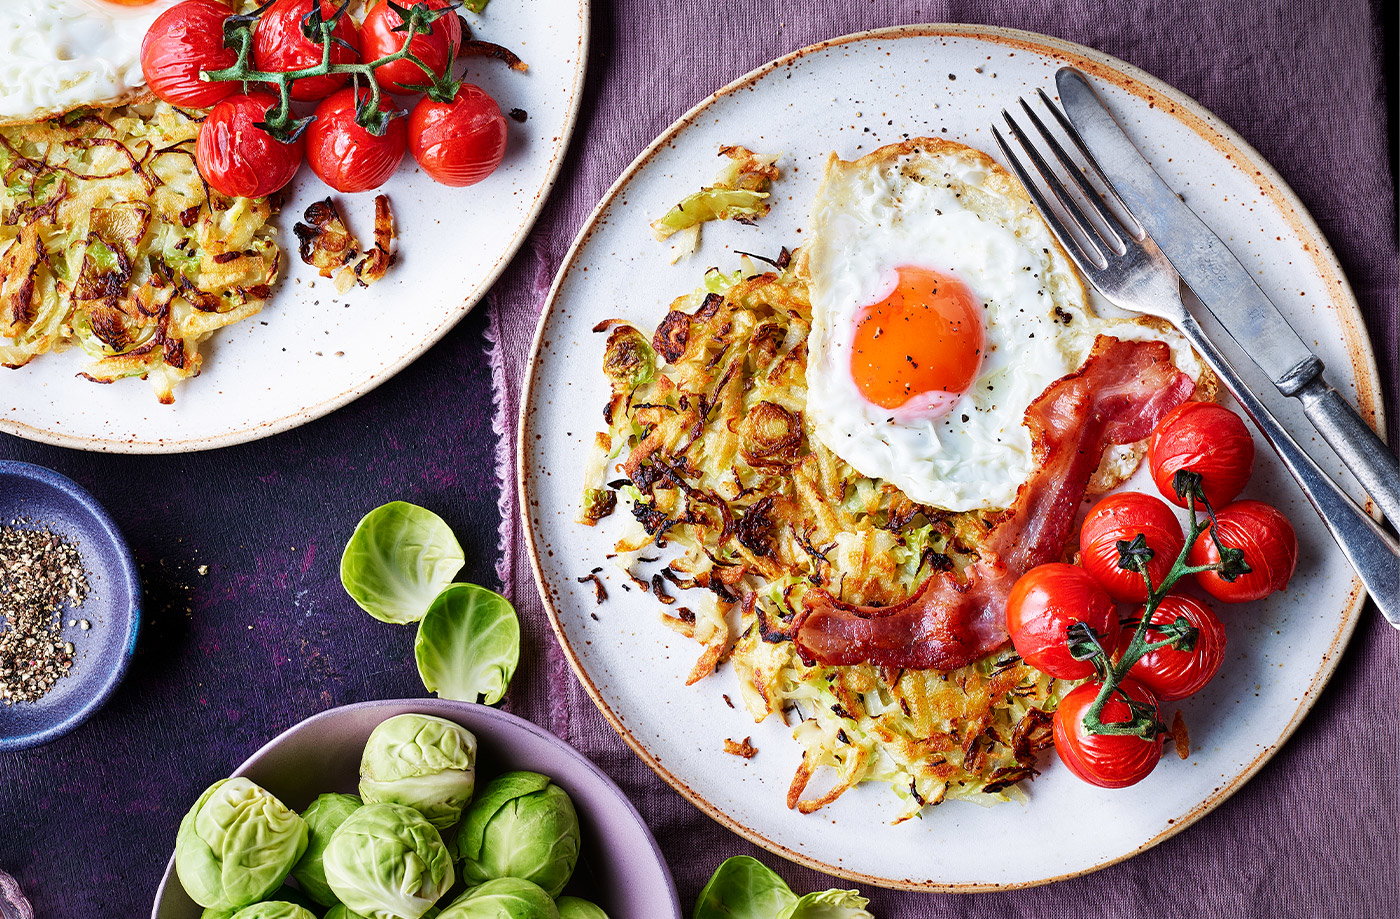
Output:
top-left (1292, 375), bottom-right (1400, 529)
top-left (1173, 312), bottom-right (1400, 627)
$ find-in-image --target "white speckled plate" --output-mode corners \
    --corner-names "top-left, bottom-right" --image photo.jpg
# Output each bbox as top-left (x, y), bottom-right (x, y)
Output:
top-left (520, 26), bottom-right (1382, 890)
top-left (1, 0), bottom-right (588, 453)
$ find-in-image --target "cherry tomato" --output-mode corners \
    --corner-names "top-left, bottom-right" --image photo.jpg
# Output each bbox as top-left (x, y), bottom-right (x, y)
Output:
top-left (196, 92), bottom-right (305, 198)
top-left (1079, 492), bottom-right (1186, 603)
top-left (1188, 500), bottom-right (1298, 603)
top-left (1053, 679), bottom-right (1165, 788)
top-left (306, 88), bottom-right (407, 192)
top-left (1116, 595), bottom-right (1226, 701)
top-left (1005, 563), bottom-right (1118, 679)
top-left (361, 0), bottom-right (463, 94)
top-left (408, 83), bottom-right (508, 187)
top-left (1149, 401), bottom-right (1255, 510)
top-left (253, 0), bottom-right (362, 101)
top-left (141, 0), bottom-right (239, 108)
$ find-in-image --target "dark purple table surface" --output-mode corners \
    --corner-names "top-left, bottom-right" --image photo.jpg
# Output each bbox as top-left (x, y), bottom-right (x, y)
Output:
top-left (2, 1), bottom-right (1398, 917)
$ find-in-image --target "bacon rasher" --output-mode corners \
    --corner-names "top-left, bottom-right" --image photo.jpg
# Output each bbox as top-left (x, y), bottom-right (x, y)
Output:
top-left (793, 336), bottom-right (1195, 671)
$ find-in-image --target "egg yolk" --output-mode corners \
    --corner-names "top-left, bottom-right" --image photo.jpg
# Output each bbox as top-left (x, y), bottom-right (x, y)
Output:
top-left (850, 265), bottom-right (984, 413)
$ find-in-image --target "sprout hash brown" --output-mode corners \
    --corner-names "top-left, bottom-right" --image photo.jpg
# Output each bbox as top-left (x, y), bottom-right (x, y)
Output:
top-left (0, 101), bottom-right (280, 403)
top-left (582, 254), bottom-right (1069, 820)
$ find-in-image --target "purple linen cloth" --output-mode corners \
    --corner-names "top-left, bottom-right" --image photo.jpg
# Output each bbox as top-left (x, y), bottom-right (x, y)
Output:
top-left (489, 0), bottom-right (1400, 914)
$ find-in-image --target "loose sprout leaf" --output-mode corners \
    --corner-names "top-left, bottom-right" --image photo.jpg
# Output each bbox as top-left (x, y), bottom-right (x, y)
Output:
top-left (414, 583), bottom-right (521, 704)
top-left (693, 856), bottom-right (797, 919)
top-left (650, 147), bottom-right (780, 259)
top-left (651, 189), bottom-right (770, 240)
top-left (340, 502), bottom-right (465, 624)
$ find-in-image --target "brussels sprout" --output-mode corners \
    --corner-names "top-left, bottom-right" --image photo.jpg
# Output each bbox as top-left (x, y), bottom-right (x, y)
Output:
top-left (415, 584), bottom-right (521, 705)
top-left (454, 772), bottom-right (579, 897)
top-left (359, 714), bottom-right (478, 829)
top-left (291, 793), bottom-right (362, 906)
top-left (175, 778), bottom-right (309, 911)
top-left (323, 908), bottom-right (365, 919)
top-left (436, 878), bottom-right (559, 919)
top-left (201, 883), bottom-right (314, 919)
top-left (555, 896), bottom-right (609, 919)
top-left (784, 889), bottom-right (874, 918)
top-left (228, 903), bottom-right (317, 919)
top-left (341, 501), bottom-right (465, 624)
top-left (323, 802), bottom-right (454, 919)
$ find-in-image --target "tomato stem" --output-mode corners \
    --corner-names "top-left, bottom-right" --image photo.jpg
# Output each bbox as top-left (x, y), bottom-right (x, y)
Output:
top-left (201, 1), bottom-right (467, 142)
top-left (1077, 479), bottom-right (1242, 738)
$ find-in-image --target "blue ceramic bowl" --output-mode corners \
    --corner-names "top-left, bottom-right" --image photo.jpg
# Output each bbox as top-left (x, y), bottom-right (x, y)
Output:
top-left (0, 461), bottom-right (140, 752)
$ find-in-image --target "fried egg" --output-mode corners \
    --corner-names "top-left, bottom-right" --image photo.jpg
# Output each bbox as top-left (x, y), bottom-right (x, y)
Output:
top-left (805, 138), bottom-right (1199, 512)
top-left (0, 0), bottom-right (181, 126)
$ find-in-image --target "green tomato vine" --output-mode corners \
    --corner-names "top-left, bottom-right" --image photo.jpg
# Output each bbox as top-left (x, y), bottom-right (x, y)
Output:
top-left (1066, 470), bottom-right (1251, 739)
top-left (201, 1), bottom-right (467, 142)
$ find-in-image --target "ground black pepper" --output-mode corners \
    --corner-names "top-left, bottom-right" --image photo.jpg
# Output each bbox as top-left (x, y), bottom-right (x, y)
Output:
top-left (0, 523), bottom-right (90, 704)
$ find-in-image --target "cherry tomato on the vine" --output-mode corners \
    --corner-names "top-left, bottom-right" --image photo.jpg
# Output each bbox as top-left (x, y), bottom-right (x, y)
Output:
top-left (361, 0), bottom-right (463, 94)
top-left (196, 91), bottom-right (305, 198)
top-left (141, 0), bottom-right (239, 108)
top-left (1149, 401), bottom-right (1255, 510)
top-left (1188, 500), bottom-right (1298, 603)
top-left (253, 0), bottom-right (362, 101)
top-left (306, 88), bottom-right (407, 192)
top-left (1005, 563), bottom-right (1119, 680)
top-left (409, 83), bottom-right (508, 187)
top-left (1116, 595), bottom-right (1226, 701)
top-left (1079, 492), bottom-right (1185, 603)
top-left (1053, 679), bottom-right (1165, 788)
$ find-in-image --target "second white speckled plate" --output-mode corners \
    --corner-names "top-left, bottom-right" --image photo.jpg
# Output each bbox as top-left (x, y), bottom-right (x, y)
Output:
top-left (521, 25), bottom-right (1382, 890)
top-left (2, 0), bottom-right (588, 453)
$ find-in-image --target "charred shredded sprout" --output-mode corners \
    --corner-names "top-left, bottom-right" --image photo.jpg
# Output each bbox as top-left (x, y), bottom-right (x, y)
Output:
top-left (581, 253), bottom-right (1066, 821)
top-left (651, 146), bottom-right (781, 262)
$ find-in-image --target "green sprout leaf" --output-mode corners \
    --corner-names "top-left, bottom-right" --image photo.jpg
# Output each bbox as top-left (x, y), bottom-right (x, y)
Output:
top-left (414, 583), bottom-right (520, 704)
top-left (340, 501), bottom-right (465, 625)
top-left (693, 856), bottom-right (797, 919)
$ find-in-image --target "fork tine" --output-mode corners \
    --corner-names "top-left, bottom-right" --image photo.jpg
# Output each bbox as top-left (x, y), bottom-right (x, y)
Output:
top-left (1034, 88), bottom-right (1144, 237)
top-left (991, 123), bottom-right (1105, 270)
top-left (1016, 97), bottom-right (1127, 254)
top-left (994, 112), bottom-right (1109, 267)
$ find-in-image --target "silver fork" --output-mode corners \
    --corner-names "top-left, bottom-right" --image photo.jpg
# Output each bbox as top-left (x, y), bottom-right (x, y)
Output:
top-left (993, 92), bottom-right (1400, 626)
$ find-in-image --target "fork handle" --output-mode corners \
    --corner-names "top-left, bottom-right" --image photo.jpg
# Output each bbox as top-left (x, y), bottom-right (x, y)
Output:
top-left (1173, 312), bottom-right (1400, 627)
top-left (1292, 375), bottom-right (1400, 529)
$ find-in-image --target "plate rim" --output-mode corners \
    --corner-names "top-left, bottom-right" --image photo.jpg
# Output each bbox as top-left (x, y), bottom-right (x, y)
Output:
top-left (148, 698), bottom-right (684, 919)
top-left (517, 22), bottom-right (1382, 891)
top-left (3, 0), bottom-right (592, 455)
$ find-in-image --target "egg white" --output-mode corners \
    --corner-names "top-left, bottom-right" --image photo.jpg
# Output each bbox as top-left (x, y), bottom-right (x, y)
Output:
top-left (0, 0), bottom-right (181, 125)
top-left (804, 139), bottom-right (1199, 512)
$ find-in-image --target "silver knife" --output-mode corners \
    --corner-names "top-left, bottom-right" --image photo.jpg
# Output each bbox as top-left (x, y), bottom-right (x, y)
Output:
top-left (1056, 67), bottom-right (1400, 530)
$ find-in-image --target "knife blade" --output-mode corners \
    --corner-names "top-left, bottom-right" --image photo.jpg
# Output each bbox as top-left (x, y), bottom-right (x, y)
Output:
top-left (1056, 66), bottom-right (1400, 528)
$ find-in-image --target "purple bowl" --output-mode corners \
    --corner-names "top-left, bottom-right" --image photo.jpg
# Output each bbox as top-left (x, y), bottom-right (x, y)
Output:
top-left (0, 461), bottom-right (140, 752)
top-left (151, 699), bottom-right (681, 919)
